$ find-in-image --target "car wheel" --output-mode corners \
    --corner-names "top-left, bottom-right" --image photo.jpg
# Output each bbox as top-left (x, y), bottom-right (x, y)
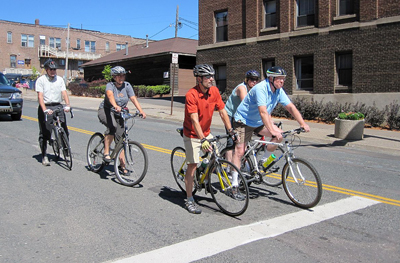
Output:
top-left (11, 112), bottom-right (22, 121)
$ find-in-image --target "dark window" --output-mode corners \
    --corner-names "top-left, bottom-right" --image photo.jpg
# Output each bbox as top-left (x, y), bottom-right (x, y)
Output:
top-left (215, 65), bottom-right (227, 93)
top-left (295, 56), bottom-right (314, 91)
top-left (339, 0), bottom-right (354, 15)
top-left (215, 11), bottom-right (228, 42)
top-left (262, 59), bottom-right (275, 79)
top-left (297, 0), bottom-right (315, 27)
top-left (336, 52), bottom-right (352, 86)
top-left (10, 55), bottom-right (17, 68)
top-left (264, 0), bottom-right (277, 28)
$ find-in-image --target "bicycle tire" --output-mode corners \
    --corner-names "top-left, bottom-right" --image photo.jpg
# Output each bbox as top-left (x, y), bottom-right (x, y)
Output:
top-left (86, 132), bottom-right (105, 173)
top-left (219, 147), bottom-right (252, 181)
top-left (256, 145), bottom-right (285, 187)
top-left (114, 141), bottom-right (148, 187)
top-left (170, 147), bottom-right (197, 196)
top-left (60, 130), bottom-right (73, 170)
top-left (51, 127), bottom-right (60, 159)
top-left (282, 158), bottom-right (322, 208)
top-left (208, 159), bottom-right (249, 216)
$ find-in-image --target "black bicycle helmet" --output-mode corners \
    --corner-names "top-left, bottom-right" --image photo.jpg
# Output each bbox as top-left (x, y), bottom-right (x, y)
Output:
top-left (43, 59), bottom-right (57, 69)
top-left (111, 66), bottom-right (127, 75)
top-left (245, 70), bottom-right (261, 79)
top-left (266, 66), bottom-right (287, 77)
top-left (193, 64), bottom-right (215, 77)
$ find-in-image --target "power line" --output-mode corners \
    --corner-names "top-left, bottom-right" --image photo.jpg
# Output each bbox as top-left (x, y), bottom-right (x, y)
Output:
top-left (149, 24), bottom-right (174, 39)
top-left (179, 17), bottom-right (198, 26)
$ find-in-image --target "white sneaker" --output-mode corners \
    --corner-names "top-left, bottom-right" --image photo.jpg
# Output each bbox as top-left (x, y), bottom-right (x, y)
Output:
top-left (42, 156), bottom-right (50, 166)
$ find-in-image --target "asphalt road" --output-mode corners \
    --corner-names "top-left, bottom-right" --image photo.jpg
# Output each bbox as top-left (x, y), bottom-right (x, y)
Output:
top-left (0, 100), bottom-right (399, 263)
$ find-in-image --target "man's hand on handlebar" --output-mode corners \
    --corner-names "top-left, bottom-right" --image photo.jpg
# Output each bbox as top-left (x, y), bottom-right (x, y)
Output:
top-left (228, 128), bottom-right (239, 143)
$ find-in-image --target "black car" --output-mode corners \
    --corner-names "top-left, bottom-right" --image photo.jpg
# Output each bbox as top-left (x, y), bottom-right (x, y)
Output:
top-left (0, 72), bottom-right (23, 120)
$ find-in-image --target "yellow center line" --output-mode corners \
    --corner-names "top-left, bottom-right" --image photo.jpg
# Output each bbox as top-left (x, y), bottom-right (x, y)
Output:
top-left (22, 115), bottom-right (400, 207)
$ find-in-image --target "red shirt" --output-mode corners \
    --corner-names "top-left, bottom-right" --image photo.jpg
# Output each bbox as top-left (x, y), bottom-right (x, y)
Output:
top-left (183, 85), bottom-right (225, 138)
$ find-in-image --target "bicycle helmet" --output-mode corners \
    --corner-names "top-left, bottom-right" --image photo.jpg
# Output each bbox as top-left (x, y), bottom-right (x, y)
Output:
top-left (193, 64), bottom-right (215, 77)
top-left (245, 70), bottom-right (261, 79)
top-left (266, 66), bottom-right (287, 77)
top-left (43, 59), bottom-right (57, 69)
top-left (111, 66), bottom-right (127, 76)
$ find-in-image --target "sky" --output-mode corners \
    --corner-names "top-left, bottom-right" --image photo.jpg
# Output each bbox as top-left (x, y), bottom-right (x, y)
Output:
top-left (2, 0), bottom-right (198, 41)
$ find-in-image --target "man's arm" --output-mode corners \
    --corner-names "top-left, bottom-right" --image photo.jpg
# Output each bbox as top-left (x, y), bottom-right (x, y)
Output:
top-left (218, 108), bottom-right (232, 131)
top-left (37, 92), bottom-right (48, 113)
top-left (61, 90), bottom-right (70, 112)
top-left (258, 105), bottom-right (282, 139)
top-left (285, 103), bottom-right (310, 132)
top-left (190, 112), bottom-right (206, 140)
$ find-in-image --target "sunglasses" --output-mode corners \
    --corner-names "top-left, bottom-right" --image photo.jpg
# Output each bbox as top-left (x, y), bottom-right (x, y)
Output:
top-left (248, 78), bottom-right (259, 82)
top-left (49, 68), bottom-right (57, 71)
top-left (203, 75), bottom-right (214, 79)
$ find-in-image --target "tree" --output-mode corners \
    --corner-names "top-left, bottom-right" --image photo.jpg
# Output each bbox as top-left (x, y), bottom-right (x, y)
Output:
top-left (102, 65), bottom-right (112, 82)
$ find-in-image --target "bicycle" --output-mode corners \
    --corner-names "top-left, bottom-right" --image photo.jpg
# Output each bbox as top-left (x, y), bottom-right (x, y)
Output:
top-left (170, 128), bottom-right (249, 216)
top-left (86, 108), bottom-right (148, 187)
top-left (47, 106), bottom-right (74, 170)
top-left (221, 127), bottom-right (322, 209)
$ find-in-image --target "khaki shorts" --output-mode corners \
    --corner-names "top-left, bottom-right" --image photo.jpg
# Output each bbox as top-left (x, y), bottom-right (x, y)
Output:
top-left (183, 133), bottom-right (214, 164)
top-left (233, 121), bottom-right (264, 144)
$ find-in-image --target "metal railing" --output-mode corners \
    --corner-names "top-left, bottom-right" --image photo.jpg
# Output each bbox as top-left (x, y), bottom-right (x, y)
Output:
top-left (38, 45), bottom-right (102, 60)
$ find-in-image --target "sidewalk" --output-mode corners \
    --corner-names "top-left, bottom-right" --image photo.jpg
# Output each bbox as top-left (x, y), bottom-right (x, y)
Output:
top-left (22, 88), bottom-right (400, 156)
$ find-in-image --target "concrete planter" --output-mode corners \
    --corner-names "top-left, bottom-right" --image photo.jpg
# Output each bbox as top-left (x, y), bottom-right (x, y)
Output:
top-left (334, 118), bottom-right (365, 140)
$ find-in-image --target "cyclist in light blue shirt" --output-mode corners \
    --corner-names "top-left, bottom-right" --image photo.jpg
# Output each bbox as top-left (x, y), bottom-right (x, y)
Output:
top-left (232, 66), bottom-right (310, 176)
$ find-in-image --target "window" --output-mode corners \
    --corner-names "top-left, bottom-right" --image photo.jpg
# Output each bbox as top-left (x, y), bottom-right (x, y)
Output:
top-left (49, 37), bottom-right (55, 48)
top-left (85, 41), bottom-right (96, 53)
top-left (295, 56), bottom-right (314, 91)
top-left (55, 38), bottom-right (61, 49)
top-left (10, 55), bottom-right (17, 68)
top-left (7, 32), bottom-right (12, 43)
top-left (215, 65), bottom-right (227, 93)
top-left (116, 43), bottom-right (126, 51)
top-left (297, 0), bottom-right (315, 27)
top-left (21, 34), bottom-right (34, 47)
top-left (106, 42), bottom-right (109, 52)
top-left (262, 59), bottom-right (275, 79)
top-left (338, 0), bottom-right (354, 16)
top-left (264, 0), bottom-right (277, 28)
top-left (59, 59), bottom-right (65, 66)
top-left (25, 59), bottom-right (31, 65)
top-left (336, 52), bottom-right (352, 87)
top-left (215, 11), bottom-right (228, 42)
top-left (77, 39), bottom-right (81, 49)
top-left (40, 36), bottom-right (45, 46)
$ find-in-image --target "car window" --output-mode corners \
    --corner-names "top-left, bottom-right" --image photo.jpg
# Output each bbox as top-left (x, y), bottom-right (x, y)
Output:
top-left (0, 74), bottom-right (10, 85)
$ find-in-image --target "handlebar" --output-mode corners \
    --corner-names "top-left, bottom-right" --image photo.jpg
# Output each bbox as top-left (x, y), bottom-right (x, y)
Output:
top-left (111, 107), bottom-right (142, 119)
top-left (44, 107), bottom-right (73, 121)
top-left (282, 127), bottom-right (305, 137)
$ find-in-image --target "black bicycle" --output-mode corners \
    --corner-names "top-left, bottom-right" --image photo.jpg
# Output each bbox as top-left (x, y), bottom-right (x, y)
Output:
top-left (47, 107), bottom-right (74, 170)
top-left (86, 108), bottom-right (148, 187)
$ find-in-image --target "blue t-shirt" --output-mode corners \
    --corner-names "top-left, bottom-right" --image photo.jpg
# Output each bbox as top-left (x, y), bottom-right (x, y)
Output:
top-left (234, 79), bottom-right (291, 127)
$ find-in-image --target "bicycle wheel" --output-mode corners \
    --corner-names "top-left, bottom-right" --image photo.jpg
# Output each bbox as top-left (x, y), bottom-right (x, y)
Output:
top-left (208, 159), bottom-right (249, 216)
top-left (170, 147), bottom-right (197, 196)
top-left (60, 130), bottom-right (73, 170)
top-left (115, 141), bottom-right (148, 187)
top-left (51, 127), bottom-right (60, 159)
top-left (86, 132), bottom-right (105, 173)
top-left (256, 145), bottom-right (285, 187)
top-left (282, 158), bottom-right (322, 208)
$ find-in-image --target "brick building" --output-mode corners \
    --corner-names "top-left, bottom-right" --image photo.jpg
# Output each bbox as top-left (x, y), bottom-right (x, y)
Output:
top-left (197, 0), bottom-right (400, 104)
top-left (0, 19), bottom-right (146, 81)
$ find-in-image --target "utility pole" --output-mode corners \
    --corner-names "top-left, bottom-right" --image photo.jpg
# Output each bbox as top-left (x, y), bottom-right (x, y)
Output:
top-left (175, 5), bottom-right (179, 38)
top-left (64, 23), bottom-right (70, 84)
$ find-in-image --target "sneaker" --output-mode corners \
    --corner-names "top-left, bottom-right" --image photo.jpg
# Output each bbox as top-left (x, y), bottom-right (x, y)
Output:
top-left (42, 156), bottom-right (50, 166)
top-left (227, 187), bottom-right (245, 201)
top-left (185, 200), bottom-right (202, 214)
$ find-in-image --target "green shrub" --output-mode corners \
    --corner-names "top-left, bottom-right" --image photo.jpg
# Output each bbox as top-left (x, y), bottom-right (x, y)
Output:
top-left (337, 112), bottom-right (365, 120)
top-left (364, 103), bottom-right (386, 127)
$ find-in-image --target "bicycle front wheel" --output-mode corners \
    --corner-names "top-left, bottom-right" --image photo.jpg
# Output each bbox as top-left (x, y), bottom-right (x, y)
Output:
top-left (209, 159), bottom-right (249, 216)
top-left (60, 130), bottom-right (72, 170)
top-left (115, 141), bottom-right (148, 187)
top-left (282, 158), bottom-right (322, 208)
top-left (51, 127), bottom-right (60, 159)
top-left (170, 147), bottom-right (197, 196)
top-left (86, 132), bottom-right (105, 173)
top-left (256, 145), bottom-right (285, 187)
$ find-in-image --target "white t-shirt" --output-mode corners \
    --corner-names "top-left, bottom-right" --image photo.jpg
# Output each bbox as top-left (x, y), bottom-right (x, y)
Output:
top-left (35, 75), bottom-right (66, 104)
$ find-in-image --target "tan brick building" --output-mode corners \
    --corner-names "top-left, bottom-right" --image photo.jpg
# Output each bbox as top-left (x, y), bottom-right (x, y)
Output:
top-left (197, 0), bottom-right (400, 102)
top-left (0, 19), bottom-right (146, 81)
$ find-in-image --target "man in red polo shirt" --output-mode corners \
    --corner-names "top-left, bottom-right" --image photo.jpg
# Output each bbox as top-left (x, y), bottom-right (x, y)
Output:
top-left (183, 64), bottom-right (235, 214)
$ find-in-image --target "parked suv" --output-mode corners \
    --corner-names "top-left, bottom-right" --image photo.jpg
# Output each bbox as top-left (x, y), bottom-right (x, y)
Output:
top-left (0, 72), bottom-right (23, 120)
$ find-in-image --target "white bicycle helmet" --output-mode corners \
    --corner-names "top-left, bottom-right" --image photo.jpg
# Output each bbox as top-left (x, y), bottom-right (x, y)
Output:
top-left (111, 66), bottom-right (127, 76)
top-left (193, 64), bottom-right (215, 77)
